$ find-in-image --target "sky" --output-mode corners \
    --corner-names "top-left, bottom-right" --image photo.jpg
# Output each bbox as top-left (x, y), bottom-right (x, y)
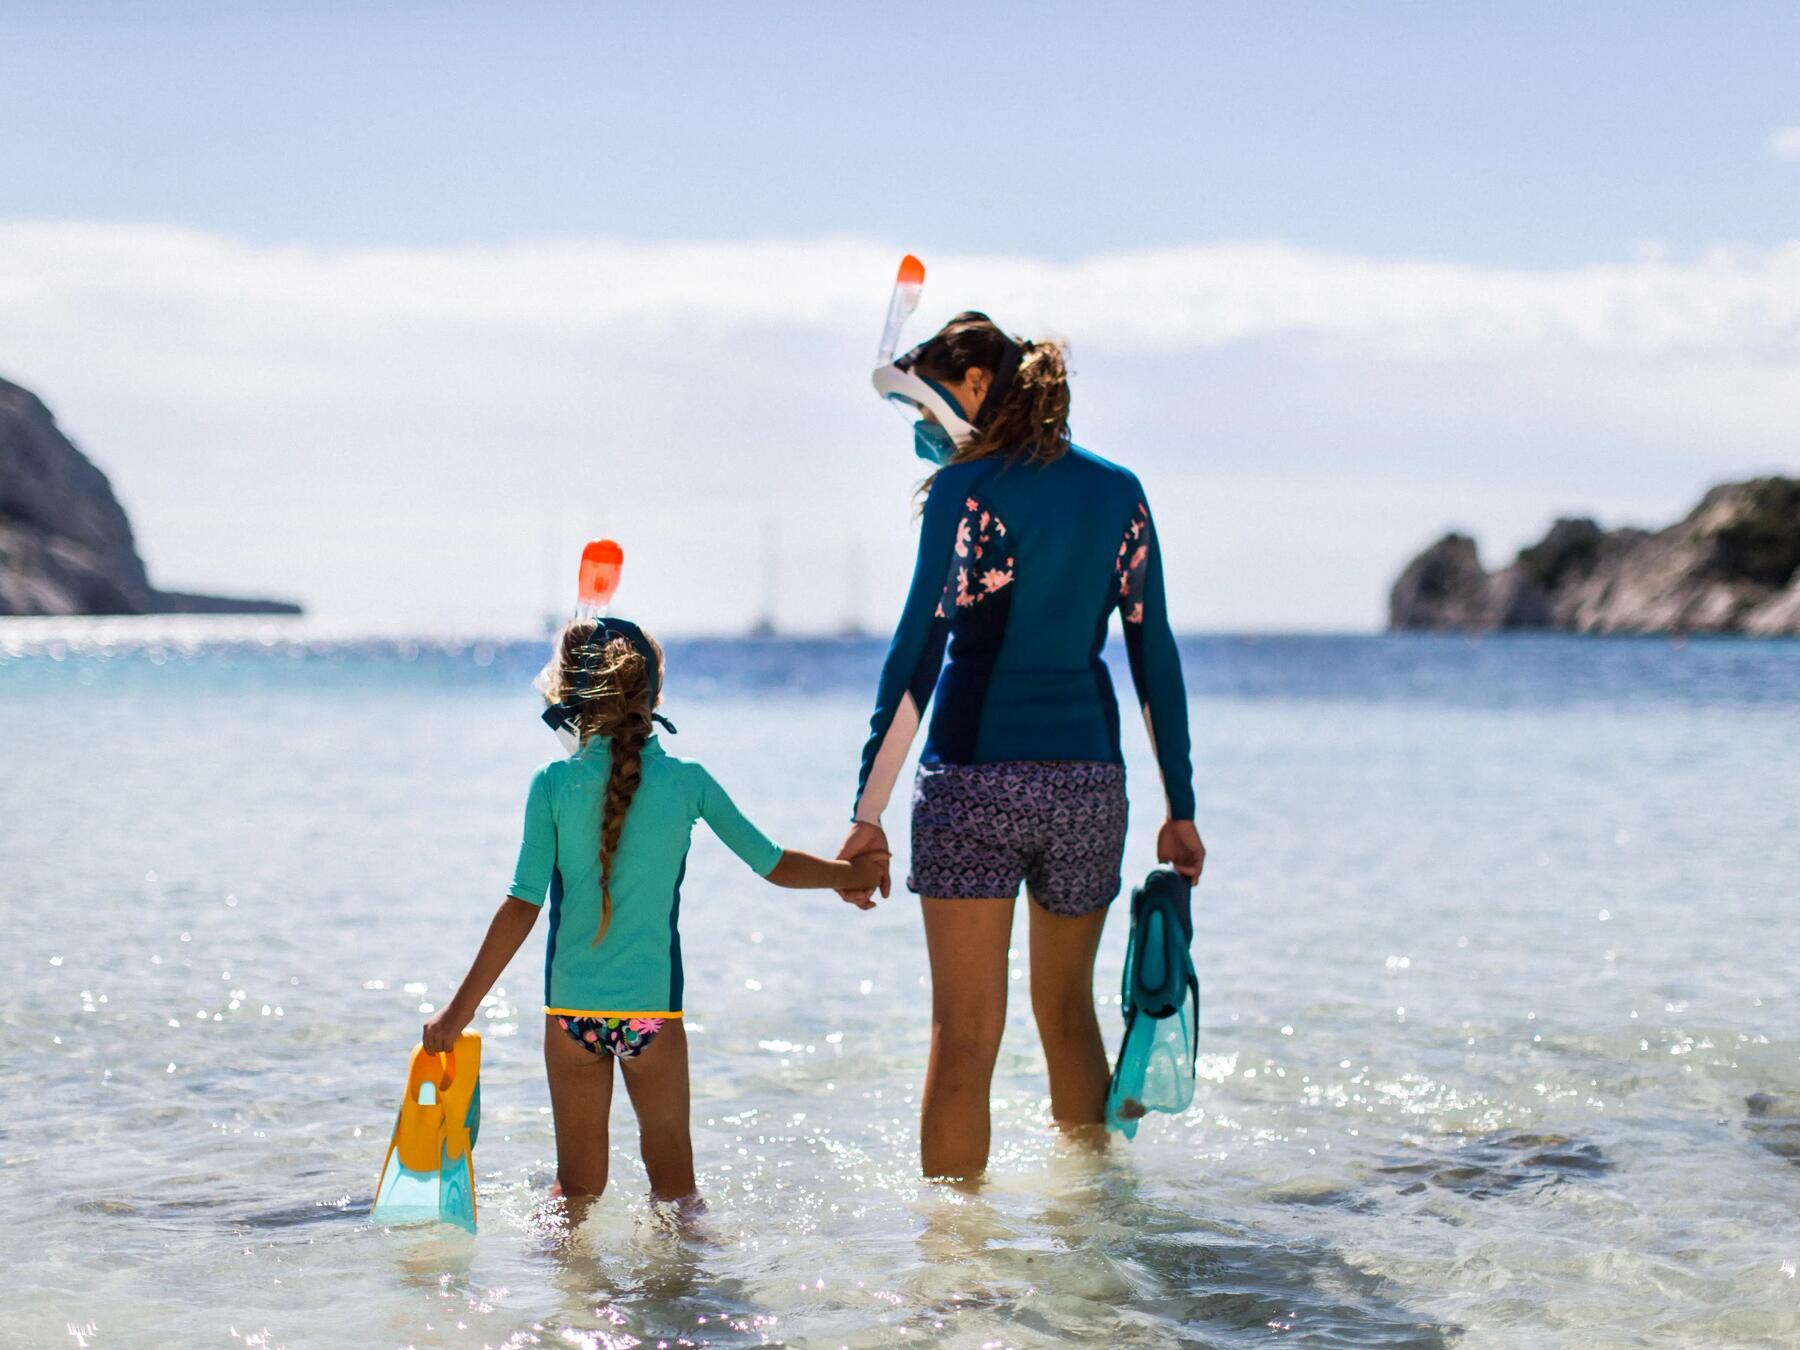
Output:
top-left (3, 1), bottom-right (1797, 633)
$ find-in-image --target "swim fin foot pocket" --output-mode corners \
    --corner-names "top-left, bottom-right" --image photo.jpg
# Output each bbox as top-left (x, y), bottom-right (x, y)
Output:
top-left (372, 1033), bottom-right (481, 1233)
top-left (1106, 868), bottom-right (1199, 1139)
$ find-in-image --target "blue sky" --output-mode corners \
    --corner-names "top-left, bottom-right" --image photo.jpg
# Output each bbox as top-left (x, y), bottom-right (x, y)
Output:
top-left (3, 3), bottom-right (1797, 630)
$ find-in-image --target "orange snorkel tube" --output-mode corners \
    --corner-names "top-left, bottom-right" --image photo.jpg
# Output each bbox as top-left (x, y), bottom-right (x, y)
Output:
top-left (575, 538), bottom-right (623, 615)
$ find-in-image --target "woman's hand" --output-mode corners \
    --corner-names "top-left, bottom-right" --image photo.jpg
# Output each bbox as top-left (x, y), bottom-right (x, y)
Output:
top-left (841, 848), bottom-right (891, 904)
top-left (422, 1001), bottom-right (471, 1055)
top-left (836, 821), bottom-right (890, 904)
top-left (1157, 820), bottom-right (1206, 885)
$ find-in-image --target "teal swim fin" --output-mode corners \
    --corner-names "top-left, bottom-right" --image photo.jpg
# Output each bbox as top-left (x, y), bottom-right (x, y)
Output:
top-left (1106, 868), bottom-right (1199, 1138)
top-left (372, 1034), bottom-right (481, 1233)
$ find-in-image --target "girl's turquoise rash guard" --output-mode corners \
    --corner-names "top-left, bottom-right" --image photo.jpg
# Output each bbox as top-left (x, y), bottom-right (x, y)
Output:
top-left (854, 445), bottom-right (1195, 824)
top-left (509, 735), bottom-right (782, 1015)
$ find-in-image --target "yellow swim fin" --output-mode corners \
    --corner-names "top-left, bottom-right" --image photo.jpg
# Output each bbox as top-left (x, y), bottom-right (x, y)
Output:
top-left (372, 1033), bottom-right (481, 1233)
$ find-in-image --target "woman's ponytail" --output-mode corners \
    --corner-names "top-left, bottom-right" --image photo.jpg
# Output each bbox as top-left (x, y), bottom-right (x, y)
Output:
top-left (986, 338), bottom-right (1071, 466)
top-left (912, 312), bottom-right (1071, 468)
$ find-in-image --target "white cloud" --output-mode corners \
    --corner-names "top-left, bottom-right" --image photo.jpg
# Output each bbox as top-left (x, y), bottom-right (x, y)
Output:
top-left (1, 220), bottom-right (1794, 633)
top-left (3, 222), bottom-right (1799, 405)
top-left (1770, 126), bottom-right (1800, 160)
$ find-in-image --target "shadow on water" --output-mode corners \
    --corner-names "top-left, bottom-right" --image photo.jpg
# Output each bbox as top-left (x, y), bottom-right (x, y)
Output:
top-left (1745, 1092), bottom-right (1800, 1166)
top-left (1373, 1130), bottom-right (1609, 1202)
top-left (1127, 1228), bottom-right (1453, 1349)
top-left (73, 1131), bottom-right (1636, 1345)
top-left (76, 1190), bottom-right (371, 1232)
top-left (1106, 1186), bottom-right (1455, 1347)
top-left (896, 1150), bottom-right (1459, 1348)
top-left (511, 1193), bottom-right (778, 1347)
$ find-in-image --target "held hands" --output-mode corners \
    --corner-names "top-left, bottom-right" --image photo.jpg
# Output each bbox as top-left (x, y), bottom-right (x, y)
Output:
top-left (839, 846), bottom-right (890, 908)
top-left (1158, 819), bottom-right (1206, 885)
top-left (422, 1001), bottom-right (471, 1055)
top-left (836, 820), bottom-right (891, 907)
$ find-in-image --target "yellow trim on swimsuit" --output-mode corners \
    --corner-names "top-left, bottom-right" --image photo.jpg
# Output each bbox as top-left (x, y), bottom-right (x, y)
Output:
top-left (544, 1007), bottom-right (683, 1018)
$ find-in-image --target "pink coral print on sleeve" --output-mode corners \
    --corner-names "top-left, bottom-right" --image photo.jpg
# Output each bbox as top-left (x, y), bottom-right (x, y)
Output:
top-left (1116, 502), bottom-right (1151, 625)
top-left (936, 496), bottom-right (1015, 618)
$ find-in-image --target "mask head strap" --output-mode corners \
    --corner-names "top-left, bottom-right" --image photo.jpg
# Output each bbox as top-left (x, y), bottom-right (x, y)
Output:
top-left (974, 329), bottom-right (1023, 430)
top-left (540, 616), bottom-right (678, 738)
top-left (896, 314), bottom-right (1022, 433)
top-left (892, 337), bottom-right (932, 375)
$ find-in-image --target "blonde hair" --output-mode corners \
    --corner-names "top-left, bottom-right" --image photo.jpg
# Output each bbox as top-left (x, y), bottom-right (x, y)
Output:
top-left (549, 619), bottom-right (664, 945)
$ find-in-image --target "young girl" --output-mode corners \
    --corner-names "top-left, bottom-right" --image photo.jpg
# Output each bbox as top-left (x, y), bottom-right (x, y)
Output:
top-left (422, 617), bottom-right (886, 1209)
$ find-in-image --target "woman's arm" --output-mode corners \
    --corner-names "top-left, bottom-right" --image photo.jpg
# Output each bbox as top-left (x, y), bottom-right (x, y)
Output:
top-left (1118, 498), bottom-right (1205, 882)
top-left (1118, 494), bottom-right (1198, 824)
top-left (422, 897), bottom-right (541, 1052)
top-left (851, 474), bottom-right (964, 827)
top-left (840, 475), bottom-right (965, 899)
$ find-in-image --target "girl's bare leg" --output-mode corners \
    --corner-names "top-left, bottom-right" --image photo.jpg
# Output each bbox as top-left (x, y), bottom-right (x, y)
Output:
top-left (619, 1020), bottom-right (697, 1202)
top-left (919, 896), bottom-right (1015, 1181)
top-left (544, 1015), bottom-right (615, 1219)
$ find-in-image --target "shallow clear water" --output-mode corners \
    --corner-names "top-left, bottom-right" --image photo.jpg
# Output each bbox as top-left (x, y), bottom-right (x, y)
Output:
top-left (2, 627), bottom-right (1797, 1348)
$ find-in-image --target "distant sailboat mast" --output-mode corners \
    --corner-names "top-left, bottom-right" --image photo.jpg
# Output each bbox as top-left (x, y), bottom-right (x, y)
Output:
top-left (539, 512), bottom-right (561, 636)
top-left (749, 511), bottom-right (779, 637)
top-left (838, 542), bottom-right (868, 638)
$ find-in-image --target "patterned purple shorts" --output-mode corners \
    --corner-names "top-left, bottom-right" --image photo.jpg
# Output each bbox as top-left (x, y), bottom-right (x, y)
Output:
top-left (908, 760), bottom-right (1128, 916)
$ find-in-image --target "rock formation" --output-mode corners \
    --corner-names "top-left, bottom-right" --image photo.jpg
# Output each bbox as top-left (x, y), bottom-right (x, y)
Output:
top-left (0, 375), bottom-right (300, 617)
top-left (1390, 478), bottom-right (1800, 635)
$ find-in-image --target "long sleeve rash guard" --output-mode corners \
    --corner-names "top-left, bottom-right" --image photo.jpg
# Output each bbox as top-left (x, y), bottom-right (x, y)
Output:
top-left (853, 444), bottom-right (1194, 824)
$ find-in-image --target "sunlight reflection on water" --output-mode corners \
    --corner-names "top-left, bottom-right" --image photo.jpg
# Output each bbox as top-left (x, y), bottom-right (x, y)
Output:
top-left (1, 631), bottom-right (1796, 1346)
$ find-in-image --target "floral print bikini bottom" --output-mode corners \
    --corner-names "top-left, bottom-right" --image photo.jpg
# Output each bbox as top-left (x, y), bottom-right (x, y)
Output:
top-left (557, 1014), bottom-right (666, 1060)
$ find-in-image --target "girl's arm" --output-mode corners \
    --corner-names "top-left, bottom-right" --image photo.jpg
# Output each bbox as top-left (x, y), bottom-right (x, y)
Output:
top-left (696, 768), bottom-right (885, 907)
top-left (422, 897), bottom-right (541, 1052)
top-left (766, 847), bottom-right (889, 903)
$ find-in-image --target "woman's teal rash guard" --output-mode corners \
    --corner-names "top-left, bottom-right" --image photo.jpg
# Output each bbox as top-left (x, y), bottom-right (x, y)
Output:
top-left (508, 735), bottom-right (783, 1016)
top-left (854, 444), bottom-right (1195, 824)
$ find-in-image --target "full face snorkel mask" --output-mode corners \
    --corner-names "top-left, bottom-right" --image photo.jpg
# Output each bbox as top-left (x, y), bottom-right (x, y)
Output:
top-left (534, 539), bottom-right (676, 753)
top-left (870, 255), bottom-right (1022, 465)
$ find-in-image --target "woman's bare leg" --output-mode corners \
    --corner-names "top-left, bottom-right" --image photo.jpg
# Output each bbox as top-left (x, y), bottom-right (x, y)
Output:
top-left (1027, 902), bottom-right (1111, 1135)
top-left (544, 1016), bottom-right (616, 1217)
top-left (618, 1020), bottom-right (697, 1202)
top-left (920, 897), bottom-right (1015, 1181)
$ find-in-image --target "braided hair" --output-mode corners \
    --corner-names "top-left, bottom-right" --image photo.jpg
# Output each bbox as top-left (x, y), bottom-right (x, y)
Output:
top-left (550, 619), bottom-right (664, 945)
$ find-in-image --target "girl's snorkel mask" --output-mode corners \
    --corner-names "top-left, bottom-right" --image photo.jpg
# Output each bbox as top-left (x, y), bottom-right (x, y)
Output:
top-left (869, 255), bottom-right (1022, 466)
top-left (534, 540), bottom-right (677, 753)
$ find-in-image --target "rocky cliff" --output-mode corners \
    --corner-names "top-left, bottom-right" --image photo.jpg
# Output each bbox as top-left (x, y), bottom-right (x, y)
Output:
top-left (1389, 478), bottom-right (1800, 635)
top-left (0, 375), bottom-right (300, 617)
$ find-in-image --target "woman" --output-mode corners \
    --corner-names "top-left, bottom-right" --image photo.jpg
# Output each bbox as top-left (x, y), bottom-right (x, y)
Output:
top-left (839, 311), bottom-right (1204, 1180)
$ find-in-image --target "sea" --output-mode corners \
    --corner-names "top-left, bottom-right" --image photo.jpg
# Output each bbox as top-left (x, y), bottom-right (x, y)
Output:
top-left (1, 622), bottom-right (1796, 1348)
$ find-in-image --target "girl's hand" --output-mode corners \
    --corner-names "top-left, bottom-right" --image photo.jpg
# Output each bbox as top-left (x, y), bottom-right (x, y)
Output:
top-left (842, 849), bottom-right (891, 904)
top-left (1157, 820), bottom-right (1206, 885)
top-left (422, 1002), bottom-right (470, 1055)
top-left (835, 821), bottom-right (890, 903)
